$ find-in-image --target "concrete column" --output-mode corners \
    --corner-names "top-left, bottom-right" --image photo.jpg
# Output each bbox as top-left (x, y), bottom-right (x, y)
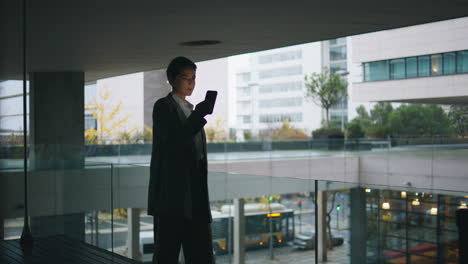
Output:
top-left (127, 208), bottom-right (140, 260)
top-left (28, 72), bottom-right (85, 241)
top-left (350, 187), bottom-right (367, 264)
top-left (317, 191), bottom-right (328, 262)
top-left (233, 198), bottom-right (245, 264)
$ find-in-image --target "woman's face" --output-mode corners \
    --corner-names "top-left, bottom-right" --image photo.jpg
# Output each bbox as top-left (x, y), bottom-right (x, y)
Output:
top-left (173, 68), bottom-right (196, 98)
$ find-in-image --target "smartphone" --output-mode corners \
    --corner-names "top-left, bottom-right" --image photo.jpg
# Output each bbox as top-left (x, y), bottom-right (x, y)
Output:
top-left (205, 90), bottom-right (217, 115)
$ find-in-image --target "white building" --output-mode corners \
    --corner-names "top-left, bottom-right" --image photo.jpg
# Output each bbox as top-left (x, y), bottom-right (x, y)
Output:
top-left (232, 40), bottom-right (353, 140)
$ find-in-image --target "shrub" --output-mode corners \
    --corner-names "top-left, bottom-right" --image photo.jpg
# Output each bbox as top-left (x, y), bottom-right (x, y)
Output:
top-left (346, 120), bottom-right (365, 139)
top-left (365, 126), bottom-right (391, 139)
top-left (312, 127), bottom-right (344, 138)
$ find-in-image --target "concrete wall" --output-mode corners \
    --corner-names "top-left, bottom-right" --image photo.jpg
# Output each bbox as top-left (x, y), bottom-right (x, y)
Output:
top-left (352, 73), bottom-right (468, 103)
top-left (2, 153), bottom-right (467, 219)
top-left (352, 17), bottom-right (468, 63)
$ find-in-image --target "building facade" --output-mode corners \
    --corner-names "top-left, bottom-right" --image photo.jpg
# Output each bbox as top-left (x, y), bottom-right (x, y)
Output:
top-left (351, 17), bottom-right (468, 105)
top-left (232, 40), bottom-right (353, 140)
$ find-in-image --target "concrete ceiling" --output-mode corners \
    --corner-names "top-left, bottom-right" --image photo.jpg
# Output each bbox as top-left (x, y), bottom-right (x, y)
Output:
top-left (2, 0), bottom-right (468, 82)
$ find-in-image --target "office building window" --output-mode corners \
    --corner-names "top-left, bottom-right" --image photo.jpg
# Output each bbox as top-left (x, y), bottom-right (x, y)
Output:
top-left (364, 61), bottom-right (389, 81)
top-left (390, 59), bottom-right (406, 79)
top-left (259, 82), bottom-right (302, 94)
top-left (431, 54), bottom-right (442, 76)
top-left (259, 113), bottom-right (302, 123)
top-left (418, 56), bottom-right (430, 77)
top-left (457, 50), bottom-right (468, 73)
top-left (406, 57), bottom-right (418, 78)
top-left (238, 87), bottom-right (251, 96)
top-left (330, 112), bottom-right (348, 121)
top-left (259, 65), bottom-right (302, 79)
top-left (259, 97), bottom-right (302, 108)
top-left (330, 62), bottom-right (347, 73)
top-left (330, 46), bottom-right (347, 61)
top-left (364, 49), bottom-right (468, 82)
top-left (443, 53), bottom-right (456, 74)
top-left (237, 115), bottom-right (251, 124)
top-left (237, 72), bottom-right (251, 82)
top-left (329, 38), bottom-right (346, 45)
top-left (258, 50), bottom-right (302, 64)
top-left (237, 100), bottom-right (251, 109)
top-left (85, 114), bottom-right (97, 130)
top-left (330, 97), bottom-right (347, 110)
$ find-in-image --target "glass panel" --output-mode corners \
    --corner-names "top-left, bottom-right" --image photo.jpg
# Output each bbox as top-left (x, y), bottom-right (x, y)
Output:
top-left (258, 50), bottom-right (302, 64)
top-left (0, 115), bottom-right (25, 134)
top-left (457, 50), bottom-right (468, 73)
top-left (330, 37), bottom-right (346, 45)
top-left (364, 61), bottom-right (389, 81)
top-left (259, 65), bottom-right (302, 79)
top-left (443, 52), bottom-right (456, 74)
top-left (390, 59), bottom-right (406, 79)
top-left (330, 62), bottom-right (347, 73)
top-left (418, 56), bottom-right (430, 77)
top-left (330, 46), bottom-right (347, 61)
top-left (431, 54), bottom-right (442, 76)
top-left (406, 57), bottom-right (418, 78)
top-left (258, 82), bottom-right (302, 94)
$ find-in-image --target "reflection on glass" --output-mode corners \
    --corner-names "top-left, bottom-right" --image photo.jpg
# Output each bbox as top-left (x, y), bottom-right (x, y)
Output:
top-left (431, 54), bottom-right (442, 75)
top-left (443, 52), bottom-right (456, 74)
top-left (456, 50), bottom-right (468, 73)
top-left (330, 46), bottom-right (347, 61)
top-left (390, 59), bottom-right (406, 79)
top-left (364, 61), bottom-right (389, 81)
top-left (406, 57), bottom-right (418, 78)
top-left (364, 188), bottom-right (465, 263)
top-left (418, 55), bottom-right (430, 77)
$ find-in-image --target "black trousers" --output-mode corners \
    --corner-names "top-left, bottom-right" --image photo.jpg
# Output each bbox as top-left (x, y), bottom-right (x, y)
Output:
top-left (152, 216), bottom-right (215, 264)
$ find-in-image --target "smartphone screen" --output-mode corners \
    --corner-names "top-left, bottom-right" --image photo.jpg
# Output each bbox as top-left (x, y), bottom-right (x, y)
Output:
top-left (205, 90), bottom-right (217, 115)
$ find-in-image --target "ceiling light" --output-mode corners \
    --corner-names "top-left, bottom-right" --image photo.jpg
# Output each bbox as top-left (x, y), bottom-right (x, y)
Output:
top-left (430, 207), bottom-right (438, 215)
top-left (179, 40), bottom-right (222, 46)
top-left (412, 199), bottom-right (420, 206)
top-left (401, 191), bottom-right (407, 198)
top-left (365, 189), bottom-right (371, 193)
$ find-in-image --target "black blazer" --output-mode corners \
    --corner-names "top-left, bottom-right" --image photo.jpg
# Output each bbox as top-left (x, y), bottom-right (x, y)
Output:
top-left (147, 93), bottom-right (212, 222)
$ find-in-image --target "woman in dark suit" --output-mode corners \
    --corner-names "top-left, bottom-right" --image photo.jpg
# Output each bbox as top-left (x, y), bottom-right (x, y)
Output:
top-left (148, 57), bottom-right (215, 263)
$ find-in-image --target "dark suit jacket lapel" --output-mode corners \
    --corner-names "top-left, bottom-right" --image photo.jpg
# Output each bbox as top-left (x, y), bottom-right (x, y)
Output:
top-left (166, 93), bottom-right (187, 124)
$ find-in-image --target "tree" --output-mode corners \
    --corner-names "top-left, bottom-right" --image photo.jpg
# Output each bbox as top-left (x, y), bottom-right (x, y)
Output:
top-left (243, 130), bottom-right (252, 141)
top-left (270, 119), bottom-right (309, 140)
top-left (389, 104), bottom-right (453, 137)
top-left (85, 88), bottom-right (136, 144)
top-left (346, 119), bottom-right (365, 139)
top-left (304, 68), bottom-right (347, 128)
top-left (370, 102), bottom-right (393, 127)
top-left (448, 105), bottom-right (468, 136)
top-left (205, 118), bottom-right (227, 142)
top-left (356, 105), bottom-right (370, 120)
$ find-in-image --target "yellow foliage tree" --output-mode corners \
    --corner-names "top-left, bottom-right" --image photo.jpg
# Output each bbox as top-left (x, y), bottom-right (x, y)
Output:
top-left (270, 119), bottom-right (310, 140)
top-left (85, 88), bottom-right (136, 144)
top-left (205, 118), bottom-right (227, 142)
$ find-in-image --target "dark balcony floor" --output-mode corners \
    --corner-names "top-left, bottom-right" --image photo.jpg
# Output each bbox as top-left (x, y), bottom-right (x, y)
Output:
top-left (0, 235), bottom-right (138, 264)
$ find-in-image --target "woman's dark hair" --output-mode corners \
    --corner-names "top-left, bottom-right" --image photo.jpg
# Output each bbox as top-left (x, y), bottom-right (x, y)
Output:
top-left (166, 56), bottom-right (197, 85)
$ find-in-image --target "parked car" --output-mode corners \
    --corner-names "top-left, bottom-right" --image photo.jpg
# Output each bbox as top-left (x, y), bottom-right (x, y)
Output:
top-left (290, 230), bottom-right (344, 250)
